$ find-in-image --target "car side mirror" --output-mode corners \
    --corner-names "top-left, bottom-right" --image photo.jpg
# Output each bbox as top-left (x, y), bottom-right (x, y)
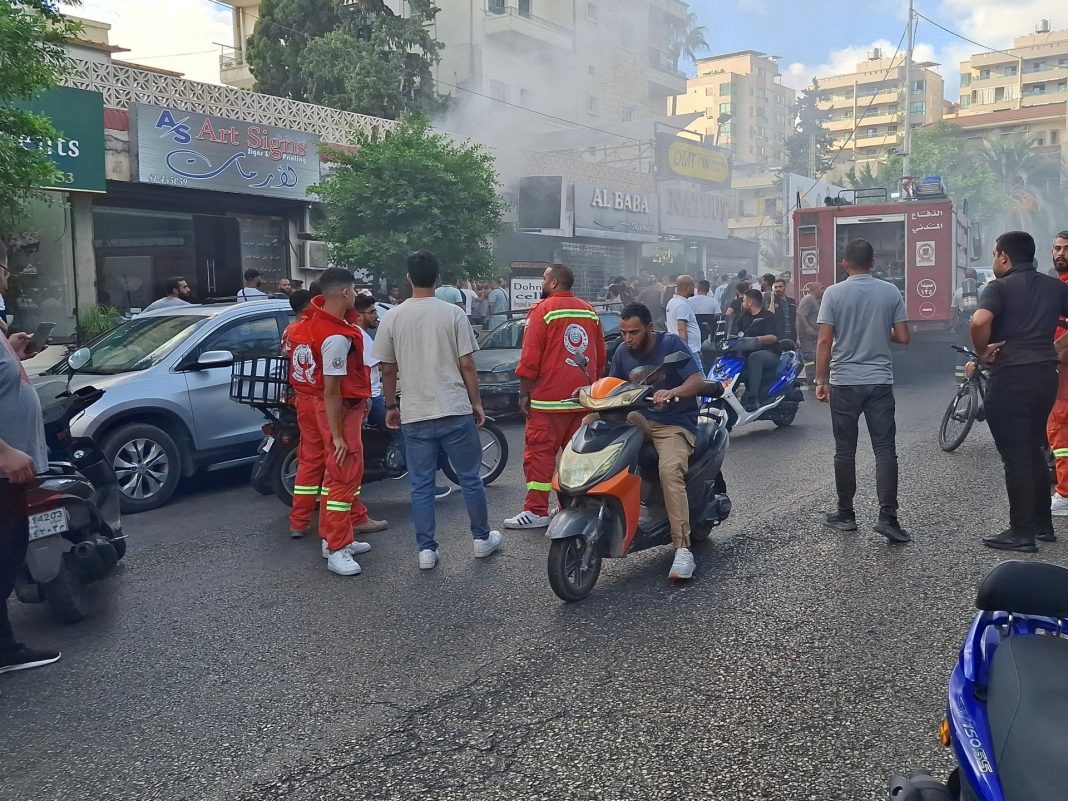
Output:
top-left (195, 350), bottom-right (234, 369)
top-left (67, 347), bottom-right (91, 372)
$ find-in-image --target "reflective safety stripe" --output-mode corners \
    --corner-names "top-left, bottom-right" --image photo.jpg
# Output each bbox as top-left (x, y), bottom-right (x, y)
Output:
top-left (325, 501), bottom-right (352, 512)
top-left (530, 399), bottom-right (581, 411)
top-left (543, 309), bottom-right (600, 324)
top-left (527, 481), bottom-right (553, 492)
top-left (1054, 449), bottom-right (1068, 459)
top-left (293, 485), bottom-right (321, 496)
top-left (321, 487), bottom-right (330, 497)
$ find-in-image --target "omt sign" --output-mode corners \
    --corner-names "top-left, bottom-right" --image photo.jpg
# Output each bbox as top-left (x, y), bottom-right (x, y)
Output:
top-left (656, 134), bottom-right (730, 189)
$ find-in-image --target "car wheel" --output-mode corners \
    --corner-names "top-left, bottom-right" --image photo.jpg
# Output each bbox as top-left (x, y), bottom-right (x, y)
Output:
top-left (102, 423), bottom-right (183, 514)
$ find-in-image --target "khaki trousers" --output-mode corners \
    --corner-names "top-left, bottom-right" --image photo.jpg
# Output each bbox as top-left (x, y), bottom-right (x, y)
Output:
top-left (627, 412), bottom-right (695, 549)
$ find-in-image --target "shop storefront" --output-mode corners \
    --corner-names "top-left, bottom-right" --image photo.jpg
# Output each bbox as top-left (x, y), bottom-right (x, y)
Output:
top-left (88, 103), bottom-right (322, 313)
top-left (5, 86), bottom-right (105, 339)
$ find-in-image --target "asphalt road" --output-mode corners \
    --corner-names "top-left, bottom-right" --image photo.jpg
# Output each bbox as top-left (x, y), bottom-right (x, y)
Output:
top-left (4, 349), bottom-right (1065, 801)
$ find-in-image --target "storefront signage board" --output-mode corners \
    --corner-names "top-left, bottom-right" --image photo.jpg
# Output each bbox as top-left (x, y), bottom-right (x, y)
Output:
top-left (13, 86), bottom-right (106, 193)
top-left (573, 184), bottom-right (659, 242)
top-left (655, 134), bottom-right (730, 189)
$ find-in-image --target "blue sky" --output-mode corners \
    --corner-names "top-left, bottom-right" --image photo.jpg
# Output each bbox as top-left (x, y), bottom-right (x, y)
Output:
top-left (69, 0), bottom-right (1063, 102)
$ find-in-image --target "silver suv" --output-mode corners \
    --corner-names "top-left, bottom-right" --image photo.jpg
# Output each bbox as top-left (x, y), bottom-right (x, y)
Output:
top-left (36, 300), bottom-right (293, 513)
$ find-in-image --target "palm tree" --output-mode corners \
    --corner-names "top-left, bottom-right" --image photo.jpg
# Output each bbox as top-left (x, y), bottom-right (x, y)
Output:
top-left (974, 132), bottom-right (1066, 244)
top-left (668, 13), bottom-right (709, 114)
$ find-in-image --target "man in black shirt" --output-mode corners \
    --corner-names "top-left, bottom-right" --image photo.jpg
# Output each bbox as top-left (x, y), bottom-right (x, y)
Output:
top-left (769, 278), bottom-right (797, 342)
top-left (972, 230), bottom-right (1068, 552)
top-left (735, 289), bottom-right (780, 411)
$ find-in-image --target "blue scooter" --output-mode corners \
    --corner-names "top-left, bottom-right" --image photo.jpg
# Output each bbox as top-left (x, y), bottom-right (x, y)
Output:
top-left (890, 560), bottom-right (1068, 801)
top-left (703, 319), bottom-right (804, 431)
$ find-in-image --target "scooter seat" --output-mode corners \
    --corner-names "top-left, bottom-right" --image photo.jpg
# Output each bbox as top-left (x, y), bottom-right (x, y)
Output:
top-left (987, 633), bottom-right (1068, 801)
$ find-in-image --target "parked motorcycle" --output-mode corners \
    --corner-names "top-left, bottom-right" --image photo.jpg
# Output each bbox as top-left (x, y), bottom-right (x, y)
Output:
top-left (545, 351), bottom-right (732, 602)
top-left (231, 358), bottom-right (510, 507)
top-left (703, 319), bottom-right (804, 431)
top-left (17, 347), bottom-right (126, 623)
top-left (889, 560), bottom-right (1068, 801)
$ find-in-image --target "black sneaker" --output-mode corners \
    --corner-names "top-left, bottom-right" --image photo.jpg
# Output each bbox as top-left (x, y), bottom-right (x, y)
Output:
top-left (1037, 531), bottom-right (1058, 543)
top-left (874, 517), bottom-right (912, 544)
top-left (982, 530), bottom-right (1038, 553)
top-left (824, 511), bottom-right (858, 531)
top-left (0, 644), bottom-right (62, 674)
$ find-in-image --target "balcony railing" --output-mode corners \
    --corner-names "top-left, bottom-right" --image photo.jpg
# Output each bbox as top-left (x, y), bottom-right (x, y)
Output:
top-left (648, 48), bottom-right (682, 77)
top-left (484, 5), bottom-right (571, 37)
top-left (219, 46), bottom-right (246, 70)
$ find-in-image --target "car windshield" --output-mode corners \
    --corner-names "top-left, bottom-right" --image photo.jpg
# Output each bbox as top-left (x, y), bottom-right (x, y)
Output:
top-left (66, 315), bottom-right (208, 374)
top-left (480, 319), bottom-right (527, 349)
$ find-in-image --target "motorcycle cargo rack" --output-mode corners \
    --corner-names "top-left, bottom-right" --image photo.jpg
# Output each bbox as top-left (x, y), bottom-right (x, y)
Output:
top-left (230, 357), bottom-right (291, 408)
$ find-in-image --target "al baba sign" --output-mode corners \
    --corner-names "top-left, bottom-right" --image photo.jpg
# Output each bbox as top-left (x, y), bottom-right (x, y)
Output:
top-left (131, 104), bottom-right (320, 200)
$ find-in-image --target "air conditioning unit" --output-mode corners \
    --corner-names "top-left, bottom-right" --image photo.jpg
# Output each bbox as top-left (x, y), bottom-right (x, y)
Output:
top-left (304, 240), bottom-right (332, 271)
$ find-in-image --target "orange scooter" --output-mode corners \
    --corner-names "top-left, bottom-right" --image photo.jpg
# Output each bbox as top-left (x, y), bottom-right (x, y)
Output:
top-left (546, 352), bottom-right (731, 602)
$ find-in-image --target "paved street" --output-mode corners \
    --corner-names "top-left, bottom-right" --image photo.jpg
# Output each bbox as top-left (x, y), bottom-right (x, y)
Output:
top-left (3, 351), bottom-right (1064, 801)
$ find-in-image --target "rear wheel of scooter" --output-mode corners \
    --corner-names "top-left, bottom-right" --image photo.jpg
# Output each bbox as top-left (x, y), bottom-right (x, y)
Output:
top-left (272, 445), bottom-right (298, 507)
top-left (548, 538), bottom-right (602, 602)
top-left (42, 554), bottom-right (90, 623)
top-left (250, 456), bottom-right (274, 495)
top-left (773, 403), bottom-right (798, 427)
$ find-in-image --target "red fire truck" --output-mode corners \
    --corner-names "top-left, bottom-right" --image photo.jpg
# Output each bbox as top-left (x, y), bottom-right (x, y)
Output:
top-left (792, 186), bottom-right (975, 336)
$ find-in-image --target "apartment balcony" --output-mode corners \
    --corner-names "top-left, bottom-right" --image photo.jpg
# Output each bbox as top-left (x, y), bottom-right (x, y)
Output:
top-left (483, 6), bottom-right (573, 51)
top-left (648, 0), bottom-right (688, 24)
top-left (219, 47), bottom-right (254, 90)
top-left (855, 88), bottom-right (901, 106)
top-left (854, 112), bottom-right (899, 127)
top-left (854, 133), bottom-right (901, 150)
top-left (824, 117), bottom-right (856, 132)
top-left (646, 48), bottom-right (687, 95)
top-left (970, 51), bottom-right (1019, 69)
top-left (970, 74), bottom-right (1021, 90)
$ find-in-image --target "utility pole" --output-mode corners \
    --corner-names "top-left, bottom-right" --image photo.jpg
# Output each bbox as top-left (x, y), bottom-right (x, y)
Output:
top-left (902, 0), bottom-right (915, 182)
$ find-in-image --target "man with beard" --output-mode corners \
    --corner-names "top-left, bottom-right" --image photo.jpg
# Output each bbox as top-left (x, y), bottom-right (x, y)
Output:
top-left (1048, 231), bottom-right (1068, 516)
top-left (606, 303), bottom-right (708, 580)
top-left (505, 264), bottom-right (604, 529)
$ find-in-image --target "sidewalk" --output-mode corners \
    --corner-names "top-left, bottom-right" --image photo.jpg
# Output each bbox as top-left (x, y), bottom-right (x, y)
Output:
top-left (24, 345), bottom-right (69, 375)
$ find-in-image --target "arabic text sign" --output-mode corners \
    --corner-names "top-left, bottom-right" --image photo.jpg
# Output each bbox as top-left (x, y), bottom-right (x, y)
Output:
top-left (132, 104), bottom-right (320, 200)
top-left (658, 180), bottom-right (729, 239)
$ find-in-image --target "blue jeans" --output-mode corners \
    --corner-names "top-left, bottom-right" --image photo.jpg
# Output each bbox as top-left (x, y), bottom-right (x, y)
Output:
top-left (402, 414), bottom-right (489, 551)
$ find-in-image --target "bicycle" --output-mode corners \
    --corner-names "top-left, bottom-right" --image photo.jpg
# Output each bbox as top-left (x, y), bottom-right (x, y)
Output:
top-left (939, 344), bottom-right (987, 452)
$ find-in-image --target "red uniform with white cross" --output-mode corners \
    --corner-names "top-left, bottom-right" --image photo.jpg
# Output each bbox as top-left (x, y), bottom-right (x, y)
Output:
top-left (287, 297), bottom-right (371, 552)
top-left (514, 292), bottom-right (604, 517)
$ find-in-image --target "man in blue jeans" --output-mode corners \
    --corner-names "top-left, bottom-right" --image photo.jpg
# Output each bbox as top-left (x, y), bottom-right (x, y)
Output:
top-left (373, 251), bottom-right (503, 569)
top-left (815, 238), bottom-right (912, 543)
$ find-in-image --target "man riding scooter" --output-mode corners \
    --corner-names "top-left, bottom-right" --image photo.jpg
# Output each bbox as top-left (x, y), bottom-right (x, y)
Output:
top-left (604, 303), bottom-right (711, 580)
top-left (733, 289), bottom-right (781, 412)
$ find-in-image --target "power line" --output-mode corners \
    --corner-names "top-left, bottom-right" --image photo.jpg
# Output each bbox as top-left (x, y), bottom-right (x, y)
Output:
top-left (125, 49), bottom-right (218, 61)
top-left (914, 10), bottom-right (1068, 78)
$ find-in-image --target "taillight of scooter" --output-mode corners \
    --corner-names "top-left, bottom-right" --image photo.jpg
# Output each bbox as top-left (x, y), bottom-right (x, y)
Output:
top-left (261, 423), bottom-right (275, 436)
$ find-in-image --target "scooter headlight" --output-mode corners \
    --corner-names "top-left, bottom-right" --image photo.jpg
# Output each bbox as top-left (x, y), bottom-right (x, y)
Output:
top-left (558, 443), bottom-right (625, 489)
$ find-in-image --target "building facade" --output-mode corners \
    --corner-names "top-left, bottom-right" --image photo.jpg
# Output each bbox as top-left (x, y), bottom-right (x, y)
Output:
top-left (216, 0), bottom-right (689, 129)
top-left (816, 50), bottom-right (944, 167)
top-left (671, 50), bottom-right (796, 167)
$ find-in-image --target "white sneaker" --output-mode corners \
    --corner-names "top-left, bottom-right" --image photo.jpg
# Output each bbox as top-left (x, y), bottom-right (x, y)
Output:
top-left (473, 530), bottom-right (503, 558)
top-left (322, 540), bottom-right (371, 559)
top-left (327, 549), bottom-right (362, 576)
top-left (668, 547), bottom-right (695, 580)
top-left (1053, 493), bottom-right (1068, 516)
top-left (504, 510), bottom-right (551, 529)
top-left (418, 548), bottom-right (439, 570)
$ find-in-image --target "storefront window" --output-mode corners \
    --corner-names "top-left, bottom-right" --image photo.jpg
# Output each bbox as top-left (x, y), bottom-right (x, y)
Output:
top-left (5, 194), bottom-right (77, 339)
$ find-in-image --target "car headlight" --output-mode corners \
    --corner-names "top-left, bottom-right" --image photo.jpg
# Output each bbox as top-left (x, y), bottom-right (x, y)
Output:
top-left (479, 369), bottom-right (516, 384)
top-left (558, 442), bottom-right (624, 489)
top-left (578, 386), bottom-right (645, 411)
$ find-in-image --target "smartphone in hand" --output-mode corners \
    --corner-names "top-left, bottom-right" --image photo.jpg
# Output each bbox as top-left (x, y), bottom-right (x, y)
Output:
top-left (28, 321), bottom-right (55, 353)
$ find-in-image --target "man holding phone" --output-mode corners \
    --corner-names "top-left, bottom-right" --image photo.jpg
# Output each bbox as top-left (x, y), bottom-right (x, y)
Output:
top-left (0, 256), bottom-right (61, 674)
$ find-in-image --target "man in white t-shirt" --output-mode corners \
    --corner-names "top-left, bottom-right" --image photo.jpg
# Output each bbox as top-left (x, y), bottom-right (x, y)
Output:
top-left (687, 280), bottom-right (721, 316)
top-left (458, 279), bottom-right (477, 316)
top-left (373, 250), bottom-right (502, 569)
top-left (665, 275), bottom-right (703, 356)
top-left (236, 268), bottom-right (268, 302)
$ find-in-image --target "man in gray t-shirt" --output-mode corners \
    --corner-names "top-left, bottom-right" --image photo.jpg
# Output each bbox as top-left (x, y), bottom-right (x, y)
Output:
top-left (0, 317), bottom-right (62, 672)
top-left (815, 239), bottom-right (911, 543)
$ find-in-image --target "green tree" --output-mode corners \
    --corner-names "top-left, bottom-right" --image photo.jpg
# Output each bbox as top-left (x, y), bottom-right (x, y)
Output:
top-left (0, 1), bottom-right (81, 232)
top-left (313, 116), bottom-right (505, 283)
top-left (784, 80), bottom-right (834, 178)
top-left (974, 132), bottom-right (1066, 245)
top-left (843, 162), bottom-right (881, 191)
top-left (668, 12), bottom-right (709, 71)
top-left (245, 0), bottom-right (447, 119)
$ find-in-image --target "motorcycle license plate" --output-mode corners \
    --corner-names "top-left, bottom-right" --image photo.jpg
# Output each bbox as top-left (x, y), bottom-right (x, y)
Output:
top-left (261, 436), bottom-right (275, 453)
top-left (29, 508), bottom-right (70, 541)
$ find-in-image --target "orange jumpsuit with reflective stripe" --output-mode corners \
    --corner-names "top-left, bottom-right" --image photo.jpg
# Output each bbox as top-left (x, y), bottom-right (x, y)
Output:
top-left (1047, 271), bottom-right (1068, 497)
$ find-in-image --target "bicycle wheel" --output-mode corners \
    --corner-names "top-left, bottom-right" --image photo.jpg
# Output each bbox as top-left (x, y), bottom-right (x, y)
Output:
top-left (939, 383), bottom-right (978, 452)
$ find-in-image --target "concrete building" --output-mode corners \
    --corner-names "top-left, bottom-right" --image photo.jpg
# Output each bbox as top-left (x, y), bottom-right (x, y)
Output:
top-left (215, 0), bottom-right (690, 129)
top-left (958, 22), bottom-right (1068, 117)
top-left (671, 50), bottom-right (796, 167)
top-left (815, 49), bottom-right (944, 167)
